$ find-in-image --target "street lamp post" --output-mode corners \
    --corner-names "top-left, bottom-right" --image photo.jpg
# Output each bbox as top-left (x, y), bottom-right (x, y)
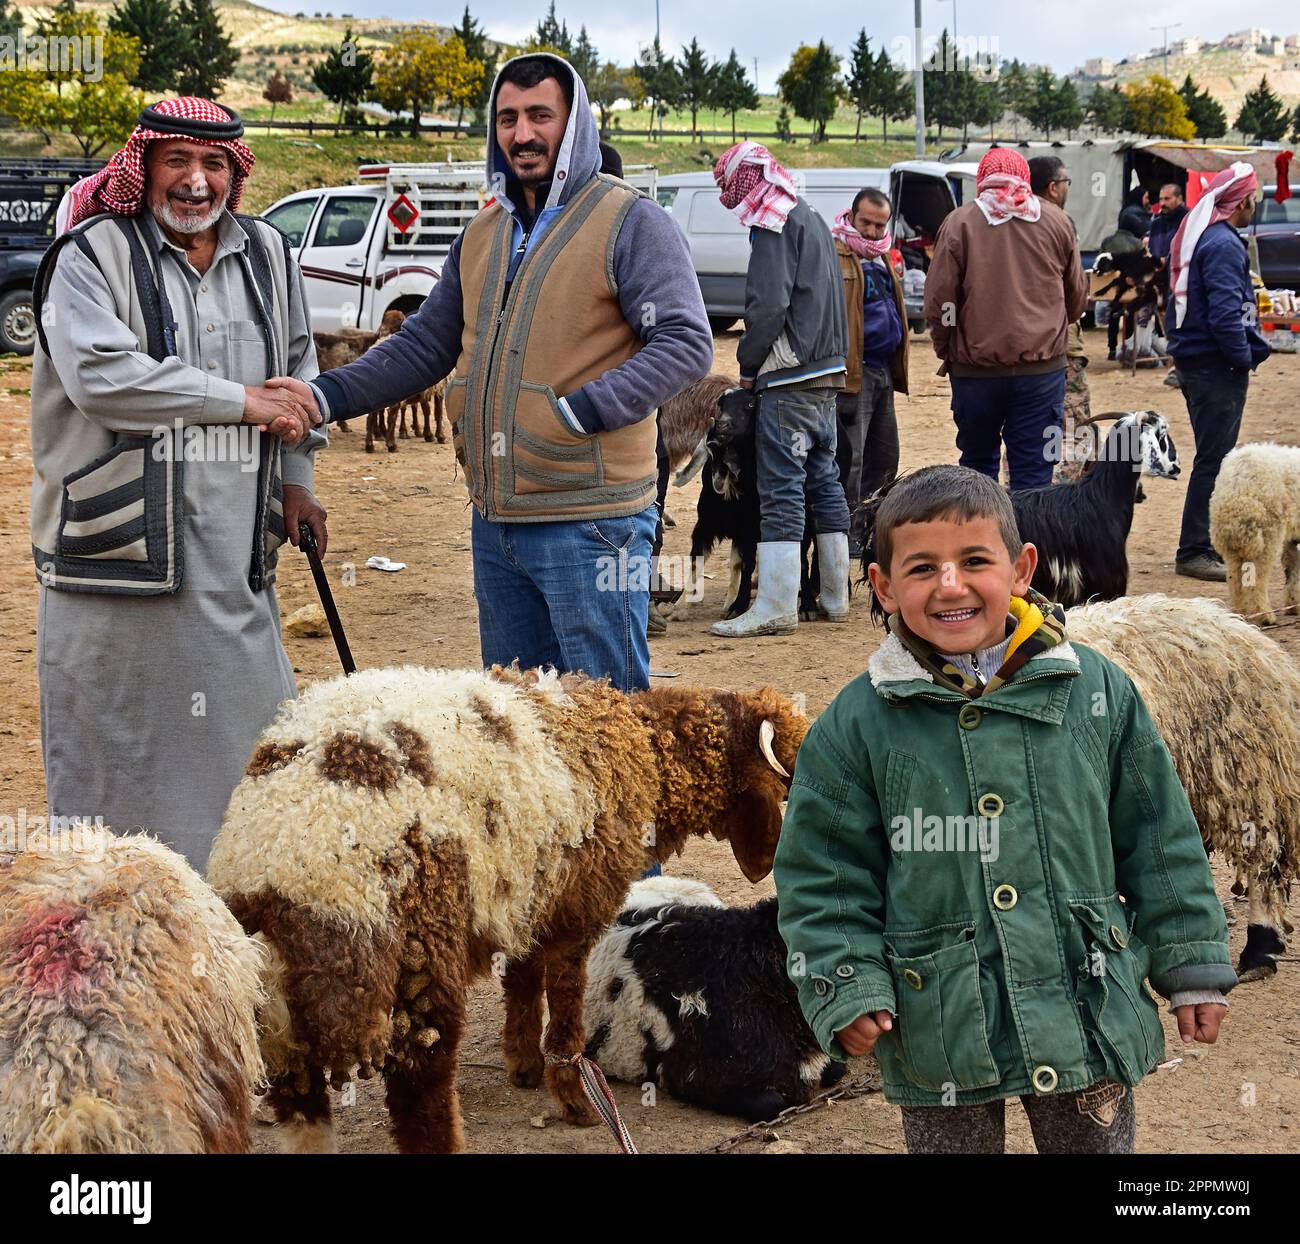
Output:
top-left (914, 0), bottom-right (925, 156)
top-left (1150, 21), bottom-right (1182, 80)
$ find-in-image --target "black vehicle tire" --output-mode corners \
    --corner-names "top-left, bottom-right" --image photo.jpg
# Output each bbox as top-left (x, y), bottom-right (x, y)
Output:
top-left (0, 289), bottom-right (37, 356)
top-left (909, 318), bottom-right (926, 335)
top-left (708, 315), bottom-right (738, 333)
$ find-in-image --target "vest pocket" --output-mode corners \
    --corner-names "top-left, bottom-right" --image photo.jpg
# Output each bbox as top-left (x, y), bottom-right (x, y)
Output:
top-left (511, 381), bottom-right (600, 493)
top-left (58, 441), bottom-right (153, 563)
top-left (1070, 896), bottom-right (1164, 1084)
top-left (884, 925), bottom-right (1001, 1092)
top-left (446, 376), bottom-right (468, 467)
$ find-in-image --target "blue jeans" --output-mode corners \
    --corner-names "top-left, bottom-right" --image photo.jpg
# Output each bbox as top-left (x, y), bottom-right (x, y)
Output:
top-left (471, 505), bottom-right (657, 692)
top-left (1175, 359), bottom-right (1248, 562)
top-left (949, 369), bottom-right (1067, 491)
top-left (756, 387), bottom-right (849, 542)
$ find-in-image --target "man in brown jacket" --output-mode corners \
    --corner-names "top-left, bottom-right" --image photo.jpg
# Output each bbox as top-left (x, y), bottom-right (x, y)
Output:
top-left (924, 149), bottom-right (1088, 490)
top-left (834, 187), bottom-right (908, 537)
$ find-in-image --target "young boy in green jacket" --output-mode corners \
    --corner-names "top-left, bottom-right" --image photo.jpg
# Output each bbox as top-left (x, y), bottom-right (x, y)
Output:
top-left (773, 465), bottom-right (1235, 1153)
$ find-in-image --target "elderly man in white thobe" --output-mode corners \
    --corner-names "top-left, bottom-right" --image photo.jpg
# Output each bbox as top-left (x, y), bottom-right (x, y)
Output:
top-left (30, 97), bottom-right (326, 869)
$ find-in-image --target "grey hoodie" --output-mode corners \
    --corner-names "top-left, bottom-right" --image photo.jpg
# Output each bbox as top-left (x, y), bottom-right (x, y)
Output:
top-left (311, 54), bottom-right (712, 443)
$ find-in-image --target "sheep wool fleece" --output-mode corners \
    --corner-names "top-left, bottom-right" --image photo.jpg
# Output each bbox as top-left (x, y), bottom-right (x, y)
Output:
top-left (773, 630), bottom-right (1235, 1108)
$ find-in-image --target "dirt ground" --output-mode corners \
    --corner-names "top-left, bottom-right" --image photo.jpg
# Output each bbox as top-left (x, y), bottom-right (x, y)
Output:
top-left (2, 328), bottom-right (1297, 1155)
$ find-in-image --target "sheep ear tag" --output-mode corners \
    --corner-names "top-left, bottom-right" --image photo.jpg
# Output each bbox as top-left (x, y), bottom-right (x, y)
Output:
top-left (759, 719), bottom-right (790, 779)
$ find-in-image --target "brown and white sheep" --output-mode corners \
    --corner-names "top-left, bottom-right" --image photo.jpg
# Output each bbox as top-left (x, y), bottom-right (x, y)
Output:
top-left (1209, 443), bottom-right (1300, 625)
top-left (206, 664), bottom-right (807, 1154)
top-left (1067, 594), bottom-right (1299, 979)
top-left (0, 829), bottom-right (264, 1153)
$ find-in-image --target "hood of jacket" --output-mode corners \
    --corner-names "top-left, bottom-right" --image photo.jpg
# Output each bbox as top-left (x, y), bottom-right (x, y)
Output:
top-left (486, 53), bottom-right (601, 218)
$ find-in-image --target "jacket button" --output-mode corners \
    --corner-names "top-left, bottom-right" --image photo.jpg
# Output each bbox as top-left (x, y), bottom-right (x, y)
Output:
top-left (977, 792), bottom-right (1004, 817)
top-left (1032, 1065), bottom-right (1059, 1093)
top-left (1110, 924), bottom-right (1128, 948)
top-left (902, 968), bottom-right (924, 991)
top-left (959, 705), bottom-right (982, 730)
top-left (992, 884), bottom-right (1018, 910)
top-left (835, 964), bottom-right (855, 978)
top-left (813, 978), bottom-right (830, 996)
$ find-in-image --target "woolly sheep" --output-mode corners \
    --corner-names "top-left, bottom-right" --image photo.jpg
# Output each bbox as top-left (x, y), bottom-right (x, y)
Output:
top-left (207, 664), bottom-right (807, 1154)
top-left (1068, 594), bottom-right (1297, 978)
top-left (1209, 443), bottom-right (1300, 625)
top-left (584, 878), bottom-right (845, 1121)
top-left (0, 829), bottom-right (264, 1153)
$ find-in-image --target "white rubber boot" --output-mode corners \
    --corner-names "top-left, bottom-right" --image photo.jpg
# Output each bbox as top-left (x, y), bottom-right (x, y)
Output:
top-left (711, 542), bottom-right (800, 637)
top-left (815, 531), bottom-right (851, 623)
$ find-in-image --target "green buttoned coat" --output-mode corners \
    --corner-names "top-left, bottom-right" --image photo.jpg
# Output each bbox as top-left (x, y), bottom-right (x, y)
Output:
top-left (773, 633), bottom-right (1236, 1107)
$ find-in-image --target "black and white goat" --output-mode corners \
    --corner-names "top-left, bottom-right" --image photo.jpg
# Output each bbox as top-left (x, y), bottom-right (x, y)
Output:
top-left (682, 391), bottom-right (851, 619)
top-left (856, 412), bottom-right (1180, 609)
top-left (583, 877), bottom-right (845, 1122)
top-left (1013, 410), bottom-right (1179, 605)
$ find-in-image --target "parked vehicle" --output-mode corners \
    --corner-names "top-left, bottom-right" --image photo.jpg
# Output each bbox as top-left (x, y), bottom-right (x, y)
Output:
top-left (888, 159), bottom-right (978, 331)
top-left (0, 158), bottom-right (104, 354)
top-left (263, 161), bottom-right (658, 332)
top-left (657, 168), bottom-right (889, 330)
top-left (1246, 187), bottom-right (1300, 293)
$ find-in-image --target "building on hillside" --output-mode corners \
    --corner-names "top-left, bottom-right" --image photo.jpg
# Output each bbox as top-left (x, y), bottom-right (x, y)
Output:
top-left (1172, 37), bottom-right (1202, 57)
top-left (1267, 37), bottom-right (1286, 56)
top-left (1223, 28), bottom-right (1271, 49)
top-left (1084, 57), bottom-right (1114, 77)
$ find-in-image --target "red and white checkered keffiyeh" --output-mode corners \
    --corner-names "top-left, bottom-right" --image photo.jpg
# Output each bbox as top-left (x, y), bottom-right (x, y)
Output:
top-left (973, 148), bottom-right (1041, 226)
top-left (1168, 161), bottom-right (1258, 329)
top-left (60, 97), bottom-right (256, 234)
top-left (832, 208), bottom-right (892, 259)
top-left (713, 141), bottom-right (799, 233)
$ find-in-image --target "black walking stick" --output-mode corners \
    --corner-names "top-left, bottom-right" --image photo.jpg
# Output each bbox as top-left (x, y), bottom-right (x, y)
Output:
top-left (298, 520), bottom-right (356, 675)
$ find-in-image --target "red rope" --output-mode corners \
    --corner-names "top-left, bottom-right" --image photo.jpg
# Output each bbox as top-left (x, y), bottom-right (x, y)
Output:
top-left (546, 1052), bottom-right (639, 1154)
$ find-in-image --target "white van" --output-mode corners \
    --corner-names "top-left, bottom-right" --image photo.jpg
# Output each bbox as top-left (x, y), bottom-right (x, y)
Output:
top-left (657, 168), bottom-right (889, 330)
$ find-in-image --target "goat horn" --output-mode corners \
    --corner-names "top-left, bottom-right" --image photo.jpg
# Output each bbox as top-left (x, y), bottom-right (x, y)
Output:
top-left (1072, 409), bottom-right (1135, 429)
top-left (759, 719), bottom-right (790, 779)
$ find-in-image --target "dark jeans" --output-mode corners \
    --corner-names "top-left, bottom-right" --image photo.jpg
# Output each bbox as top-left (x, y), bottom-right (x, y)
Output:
top-left (471, 505), bottom-right (658, 692)
top-left (901, 1080), bottom-right (1135, 1154)
top-left (836, 366), bottom-right (899, 512)
top-left (949, 369), bottom-right (1067, 491)
top-left (756, 386), bottom-right (849, 542)
top-left (652, 425), bottom-right (670, 558)
top-left (1176, 359), bottom-right (1248, 562)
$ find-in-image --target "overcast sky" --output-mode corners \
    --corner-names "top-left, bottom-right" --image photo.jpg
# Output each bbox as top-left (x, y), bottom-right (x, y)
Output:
top-left (265, 1), bottom-right (1296, 90)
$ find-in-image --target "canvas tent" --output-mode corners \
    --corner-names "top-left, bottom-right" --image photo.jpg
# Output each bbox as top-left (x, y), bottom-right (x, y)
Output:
top-left (935, 139), bottom-right (1287, 259)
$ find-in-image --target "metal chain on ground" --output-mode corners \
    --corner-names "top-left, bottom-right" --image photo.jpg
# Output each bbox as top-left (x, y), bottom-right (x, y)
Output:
top-left (700, 1068), bottom-right (883, 1154)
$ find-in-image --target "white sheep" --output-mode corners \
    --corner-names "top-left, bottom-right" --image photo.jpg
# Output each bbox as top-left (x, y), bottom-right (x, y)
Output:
top-left (1068, 594), bottom-right (1298, 979)
top-left (0, 828), bottom-right (264, 1153)
top-left (1210, 443), bottom-right (1300, 625)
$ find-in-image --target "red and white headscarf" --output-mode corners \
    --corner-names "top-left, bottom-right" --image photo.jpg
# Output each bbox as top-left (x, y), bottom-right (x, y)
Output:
top-left (1168, 161), bottom-right (1259, 328)
top-left (973, 149), bottom-right (1040, 226)
top-left (60, 97), bottom-right (256, 235)
top-left (832, 208), bottom-right (892, 260)
top-left (713, 141), bottom-right (799, 233)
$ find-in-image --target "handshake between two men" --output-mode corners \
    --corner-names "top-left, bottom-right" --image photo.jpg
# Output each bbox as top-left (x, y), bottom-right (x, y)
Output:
top-left (242, 376), bottom-right (329, 554)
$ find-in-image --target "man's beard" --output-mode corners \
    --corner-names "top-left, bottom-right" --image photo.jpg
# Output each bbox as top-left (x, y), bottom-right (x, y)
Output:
top-left (509, 142), bottom-right (554, 186)
top-left (154, 187), bottom-right (228, 235)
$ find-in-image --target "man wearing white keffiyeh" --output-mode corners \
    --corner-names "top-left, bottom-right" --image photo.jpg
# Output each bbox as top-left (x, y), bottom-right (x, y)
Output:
top-left (1166, 161), bottom-right (1272, 582)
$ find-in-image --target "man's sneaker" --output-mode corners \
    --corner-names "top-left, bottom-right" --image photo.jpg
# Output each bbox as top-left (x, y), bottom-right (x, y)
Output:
top-left (1175, 555), bottom-right (1227, 582)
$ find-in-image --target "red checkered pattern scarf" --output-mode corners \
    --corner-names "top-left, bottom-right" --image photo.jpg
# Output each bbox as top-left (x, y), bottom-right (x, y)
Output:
top-left (61, 97), bottom-right (255, 234)
top-left (1169, 161), bottom-right (1259, 329)
top-left (973, 148), bottom-right (1040, 226)
top-left (713, 141), bottom-right (799, 233)
top-left (832, 208), bottom-right (892, 259)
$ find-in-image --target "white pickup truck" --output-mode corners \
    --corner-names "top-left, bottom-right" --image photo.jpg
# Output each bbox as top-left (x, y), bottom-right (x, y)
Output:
top-left (263, 161), bottom-right (658, 332)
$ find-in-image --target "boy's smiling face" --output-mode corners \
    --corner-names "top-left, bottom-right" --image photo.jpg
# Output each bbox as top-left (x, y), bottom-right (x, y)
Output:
top-left (869, 515), bottom-right (1038, 652)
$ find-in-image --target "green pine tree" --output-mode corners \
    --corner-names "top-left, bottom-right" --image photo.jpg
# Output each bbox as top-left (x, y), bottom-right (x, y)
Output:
top-left (533, 2), bottom-right (571, 56)
top-left (713, 49), bottom-right (759, 143)
top-left (311, 25), bottom-right (374, 130)
top-left (1235, 75), bottom-right (1288, 142)
top-left (677, 38), bottom-right (715, 138)
top-left (1000, 57), bottom-right (1031, 140)
top-left (172, 0), bottom-right (238, 98)
top-left (455, 6), bottom-right (495, 124)
top-left (109, 0), bottom-right (193, 93)
top-left (845, 28), bottom-right (873, 142)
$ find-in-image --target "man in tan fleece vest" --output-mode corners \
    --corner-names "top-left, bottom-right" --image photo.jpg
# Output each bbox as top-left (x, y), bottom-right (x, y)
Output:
top-left (289, 54), bottom-right (712, 691)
